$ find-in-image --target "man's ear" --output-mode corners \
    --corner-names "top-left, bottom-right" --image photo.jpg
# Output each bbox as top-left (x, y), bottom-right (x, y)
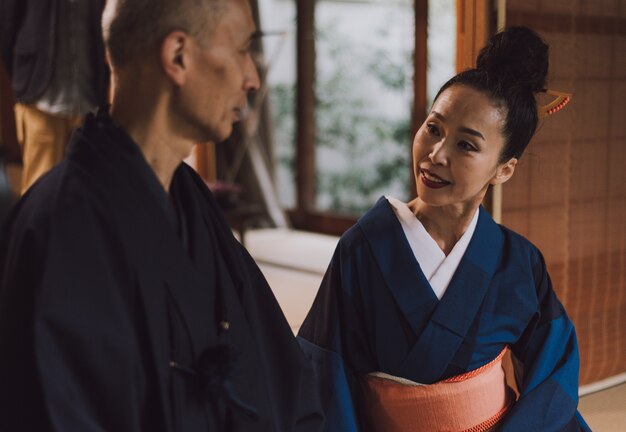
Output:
top-left (161, 31), bottom-right (189, 86)
top-left (490, 157), bottom-right (518, 185)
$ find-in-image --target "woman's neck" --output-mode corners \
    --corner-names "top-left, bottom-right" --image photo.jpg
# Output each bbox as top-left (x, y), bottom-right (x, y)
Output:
top-left (407, 198), bottom-right (479, 255)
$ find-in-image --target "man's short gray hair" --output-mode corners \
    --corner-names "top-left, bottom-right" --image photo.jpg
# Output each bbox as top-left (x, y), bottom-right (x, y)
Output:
top-left (102, 0), bottom-right (229, 69)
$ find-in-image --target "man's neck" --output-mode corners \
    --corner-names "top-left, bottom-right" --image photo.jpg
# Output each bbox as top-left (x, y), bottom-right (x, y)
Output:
top-left (110, 74), bottom-right (194, 193)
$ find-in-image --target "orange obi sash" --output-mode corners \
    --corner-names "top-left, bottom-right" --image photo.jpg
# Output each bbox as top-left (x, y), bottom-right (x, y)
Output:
top-left (360, 347), bottom-right (516, 432)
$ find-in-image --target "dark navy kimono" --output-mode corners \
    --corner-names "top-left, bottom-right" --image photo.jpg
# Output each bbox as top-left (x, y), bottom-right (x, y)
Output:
top-left (0, 110), bottom-right (322, 431)
top-left (298, 197), bottom-right (590, 431)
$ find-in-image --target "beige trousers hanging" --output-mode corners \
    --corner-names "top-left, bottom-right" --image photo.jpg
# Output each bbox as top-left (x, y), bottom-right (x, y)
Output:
top-left (14, 103), bottom-right (81, 194)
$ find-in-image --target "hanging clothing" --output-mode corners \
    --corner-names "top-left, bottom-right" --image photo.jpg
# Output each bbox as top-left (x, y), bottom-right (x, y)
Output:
top-left (298, 197), bottom-right (590, 432)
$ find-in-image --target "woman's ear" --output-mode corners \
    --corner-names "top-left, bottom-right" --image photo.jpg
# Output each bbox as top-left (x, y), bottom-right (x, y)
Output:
top-left (490, 157), bottom-right (518, 185)
top-left (161, 31), bottom-right (189, 86)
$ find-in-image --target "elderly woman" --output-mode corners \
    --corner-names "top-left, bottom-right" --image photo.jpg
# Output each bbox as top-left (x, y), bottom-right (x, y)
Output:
top-left (298, 26), bottom-right (590, 432)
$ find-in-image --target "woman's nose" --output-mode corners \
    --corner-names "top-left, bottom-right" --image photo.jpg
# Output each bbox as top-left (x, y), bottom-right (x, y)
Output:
top-left (428, 140), bottom-right (448, 165)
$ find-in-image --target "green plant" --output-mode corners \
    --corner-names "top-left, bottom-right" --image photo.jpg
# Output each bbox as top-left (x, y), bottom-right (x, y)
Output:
top-left (270, 17), bottom-right (413, 214)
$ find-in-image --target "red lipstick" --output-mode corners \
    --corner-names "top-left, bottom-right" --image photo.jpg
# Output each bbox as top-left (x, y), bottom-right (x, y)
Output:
top-left (420, 169), bottom-right (450, 189)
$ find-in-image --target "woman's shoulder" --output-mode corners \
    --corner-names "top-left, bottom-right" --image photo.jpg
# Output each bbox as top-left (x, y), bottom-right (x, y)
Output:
top-left (339, 196), bottom-right (399, 246)
top-left (495, 222), bottom-right (544, 268)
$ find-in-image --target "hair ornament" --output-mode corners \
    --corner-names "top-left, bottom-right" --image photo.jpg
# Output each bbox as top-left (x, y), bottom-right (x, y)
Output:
top-left (537, 89), bottom-right (572, 118)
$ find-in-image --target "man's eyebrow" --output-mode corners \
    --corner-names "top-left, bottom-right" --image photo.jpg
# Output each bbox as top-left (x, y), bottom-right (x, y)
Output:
top-left (431, 110), bottom-right (485, 141)
top-left (250, 30), bottom-right (264, 41)
top-left (250, 30), bottom-right (287, 40)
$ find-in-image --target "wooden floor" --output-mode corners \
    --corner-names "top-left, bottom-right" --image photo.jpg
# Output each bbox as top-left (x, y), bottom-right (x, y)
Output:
top-left (579, 383), bottom-right (626, 431)
top-left (246, 228), bottom-right (626, 430)
top-left (245, 228), bottom-right (333, 333)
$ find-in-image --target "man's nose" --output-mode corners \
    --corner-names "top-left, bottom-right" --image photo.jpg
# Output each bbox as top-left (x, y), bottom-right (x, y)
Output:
top-left (245, 54), bottom-right (261, 92)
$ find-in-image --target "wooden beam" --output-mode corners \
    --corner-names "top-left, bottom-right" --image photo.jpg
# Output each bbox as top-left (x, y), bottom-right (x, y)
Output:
top-left (296, 0), bottom-right (316, 212)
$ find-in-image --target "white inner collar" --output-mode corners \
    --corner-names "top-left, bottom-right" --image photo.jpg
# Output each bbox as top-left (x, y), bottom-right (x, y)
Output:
top-left (386, 196), bottom-right (479, 300)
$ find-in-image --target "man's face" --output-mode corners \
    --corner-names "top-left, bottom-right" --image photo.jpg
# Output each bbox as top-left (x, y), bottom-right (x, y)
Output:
top-left (178, 0), bottom-right (260, 143)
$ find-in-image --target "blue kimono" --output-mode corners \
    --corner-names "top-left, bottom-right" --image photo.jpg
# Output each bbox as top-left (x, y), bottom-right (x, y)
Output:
top-left (298, 197), bottom-right (590, 431)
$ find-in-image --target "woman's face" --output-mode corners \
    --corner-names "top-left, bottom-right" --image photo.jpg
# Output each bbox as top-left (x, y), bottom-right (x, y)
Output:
top-left (412, 84), bottom-right (517, 211)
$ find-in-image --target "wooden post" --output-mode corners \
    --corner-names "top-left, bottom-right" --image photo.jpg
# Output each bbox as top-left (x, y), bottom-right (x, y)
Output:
top-left (296, 0), bottom-right (316, 212)
top-left (410, 0), bottom-right (428, 199)
top-left (457, 0), bottom-right (497, 217)
top-left (456, 0), bottom-right (493, 72)
top-left (491, 0), bottom-right (506, 223)
top-left (192, 143), bottom-right (217, 182)
top-left (413, 0), bottom-right (428, 131)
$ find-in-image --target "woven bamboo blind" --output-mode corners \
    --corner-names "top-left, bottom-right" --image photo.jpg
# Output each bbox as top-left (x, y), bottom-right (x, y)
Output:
top-left (503, 0), bottom-right (626, 385)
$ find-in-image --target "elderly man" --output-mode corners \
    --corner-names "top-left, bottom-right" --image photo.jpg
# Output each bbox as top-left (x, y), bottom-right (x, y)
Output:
top-left (0, 1), bottom-right (322, 431)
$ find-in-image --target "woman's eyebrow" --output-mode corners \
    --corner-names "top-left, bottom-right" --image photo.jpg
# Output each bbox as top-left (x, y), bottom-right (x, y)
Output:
top-left (431, 111), bottom-right (485, 141)
top-left (459, 126), bottom-right (485, 141)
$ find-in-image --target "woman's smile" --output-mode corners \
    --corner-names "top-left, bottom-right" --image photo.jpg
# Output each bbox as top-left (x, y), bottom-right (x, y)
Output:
top-left (420, 168), bottom-right (451, 189)
top-left (411, 85), bottom-right (517, 210)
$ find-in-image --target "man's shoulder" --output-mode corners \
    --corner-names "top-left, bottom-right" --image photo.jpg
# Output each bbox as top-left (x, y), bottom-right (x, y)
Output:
top-left (177, 162), bottom-right (216, 199)
top-left (9, 160), bottom-right (108, 236)
top-left (0, 160), bottom-right (118, 285)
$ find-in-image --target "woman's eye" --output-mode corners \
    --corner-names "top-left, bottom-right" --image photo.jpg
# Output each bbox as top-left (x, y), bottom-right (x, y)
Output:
top-left (426, 124), bottom-right (440, 136)
top-left (458, 141), bottom-right (477, 152)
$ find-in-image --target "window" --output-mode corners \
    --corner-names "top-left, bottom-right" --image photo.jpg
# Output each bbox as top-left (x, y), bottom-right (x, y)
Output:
top-left (427, 0), bottom-right (456, 110)
top-left (258, 0), bottom-right (456, 234)
top-left (314, 0), bottom-right (415, 215)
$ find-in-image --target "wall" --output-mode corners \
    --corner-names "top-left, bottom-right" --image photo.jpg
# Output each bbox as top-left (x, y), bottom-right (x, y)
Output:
top-left (503, 0), bottom-right (626, 385)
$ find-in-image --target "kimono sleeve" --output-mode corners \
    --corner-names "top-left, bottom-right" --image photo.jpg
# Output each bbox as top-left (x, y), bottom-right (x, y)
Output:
top-left (0, 196), bottom-right (156, 431)
top-left (501, 249), bottom-right (591, 432)
top-left (233, 242), bottom-right (325, 432)
top-left (297, 240), bottom-right (366, 432)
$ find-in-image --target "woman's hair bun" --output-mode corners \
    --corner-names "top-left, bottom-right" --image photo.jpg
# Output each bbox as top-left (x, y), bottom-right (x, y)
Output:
top-left (476, 26), bottom-right (548, 92)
